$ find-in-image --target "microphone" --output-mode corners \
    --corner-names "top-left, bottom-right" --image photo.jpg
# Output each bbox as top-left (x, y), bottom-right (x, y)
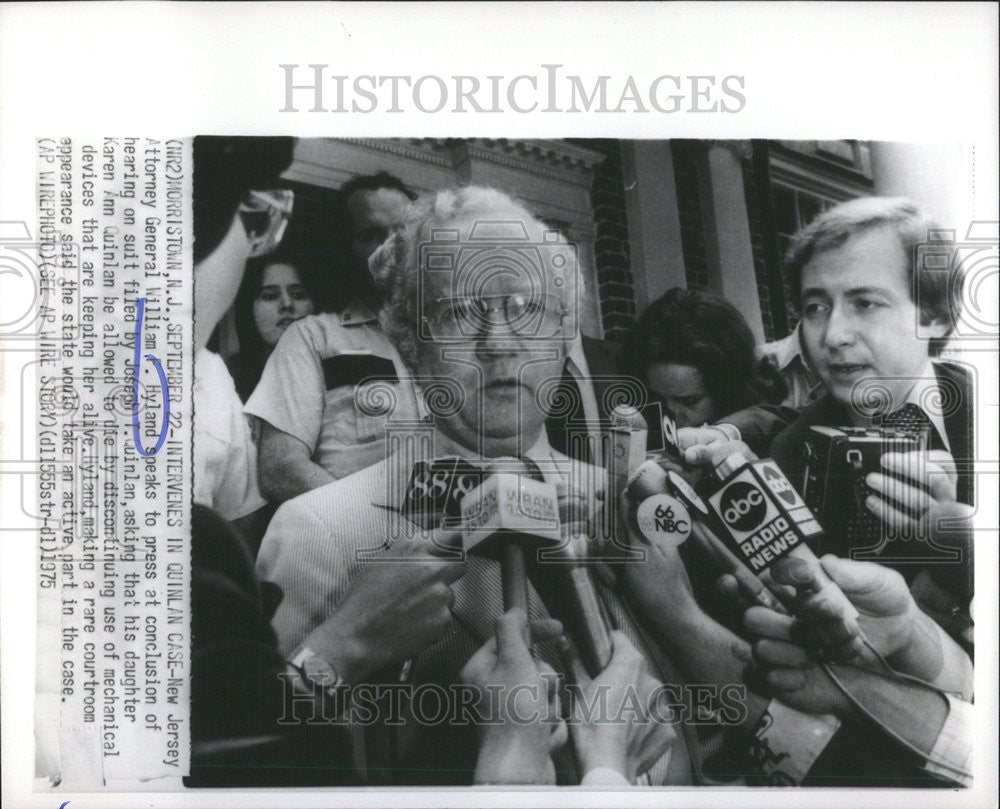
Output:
top-left (604, 404), bottom-right (649, 549)
top-left (607, 404), bottom-right (648, 502)
top-left (531, 490), bottom-right (615, 677)
top-left (641, 399), bottom-right (681, 460)
top-left (626, 460), bottom-right (786, 613)
top-left (707, 453), bottom-right (862, 628)
top-left (459, 458), bottom-right (560, 613)
top-left (402, 457), bottom-right (485, 530)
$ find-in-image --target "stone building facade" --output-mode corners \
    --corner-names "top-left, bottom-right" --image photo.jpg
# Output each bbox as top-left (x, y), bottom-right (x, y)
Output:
top-left (280, 137), bottom-right (934, 346)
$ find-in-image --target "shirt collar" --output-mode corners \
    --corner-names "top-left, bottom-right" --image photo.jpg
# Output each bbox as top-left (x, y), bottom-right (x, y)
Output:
top-left (842, 361), bottom-right (950, 451)
top-left (767, 325), bottom-right (807, 372)
top-left (338, 298), bottom-right (379, 327)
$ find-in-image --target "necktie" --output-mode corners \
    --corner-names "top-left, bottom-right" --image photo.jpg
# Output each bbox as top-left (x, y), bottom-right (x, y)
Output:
top-left (517, 455), bottom-right (545, 482)
top-left (881, 402), bottom-right (948, 452)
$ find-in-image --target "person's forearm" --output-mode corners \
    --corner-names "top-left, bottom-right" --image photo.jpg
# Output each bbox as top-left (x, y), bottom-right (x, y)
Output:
top-left (261, 457), bottom-right (334, 503)
top-left (474, 735), bottom-right (553, 785)
top-left (649, 604), bottom-right (769, 730)
top-left (823, 663), bottom-right (949, 755)
top-left (893, 613), bottom-right (973, 699)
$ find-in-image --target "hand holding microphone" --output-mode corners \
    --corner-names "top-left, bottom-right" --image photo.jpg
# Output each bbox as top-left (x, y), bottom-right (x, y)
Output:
top-left (462, 609), bottom-right (566, 785)
top-left (756, 554), bottom-right (972, 695)
top-left (616, 461), bottom-right (703, 627)
top-left (706, 452), bottom-right (871, 662)
top-left (302, 532), bottom-right (466, 684)
top-left (560, 630), bottom-right (676, 783)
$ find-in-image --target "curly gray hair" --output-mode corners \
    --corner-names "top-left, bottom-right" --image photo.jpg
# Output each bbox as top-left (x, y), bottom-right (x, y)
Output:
top-left (369, 185), bottom-right (582, 370)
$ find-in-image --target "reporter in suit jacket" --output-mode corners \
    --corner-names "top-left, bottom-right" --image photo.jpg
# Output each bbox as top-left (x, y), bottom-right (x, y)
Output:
top-left (766, 197), bottom-right (973, 642)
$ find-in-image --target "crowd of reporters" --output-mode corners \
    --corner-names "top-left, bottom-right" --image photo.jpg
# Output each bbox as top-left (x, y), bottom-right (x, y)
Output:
top-left (189, 136), bottom-right (975, 788)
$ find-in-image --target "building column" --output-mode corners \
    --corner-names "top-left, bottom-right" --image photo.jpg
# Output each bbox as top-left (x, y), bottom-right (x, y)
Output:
top-left (620, 141), bottom-right (687, 315)
top-left (870, 142), bottom-right (973, 233)
top-left (696, 141), bottom-right (765, 343)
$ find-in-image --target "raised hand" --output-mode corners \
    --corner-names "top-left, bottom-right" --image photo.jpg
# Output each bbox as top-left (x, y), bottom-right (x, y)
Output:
top-left (562, 631), bottom-right (675, 782)
top-left (461, 609), bottom-right (567, 785)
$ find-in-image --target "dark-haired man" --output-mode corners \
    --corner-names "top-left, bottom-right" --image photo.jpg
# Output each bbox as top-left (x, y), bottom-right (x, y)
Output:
top-left (772, 197), bottom-right (972, 523)
top-left (248, 172), bottom-right (423, 502)
top-left (687, 196), bottom-right (973, 640)
top-left (341, 171), bottom-right (417, 276)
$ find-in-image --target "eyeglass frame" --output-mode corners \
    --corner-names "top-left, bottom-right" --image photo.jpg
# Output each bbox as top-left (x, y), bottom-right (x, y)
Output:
top-left (422, 292), bottom-right (571, 340)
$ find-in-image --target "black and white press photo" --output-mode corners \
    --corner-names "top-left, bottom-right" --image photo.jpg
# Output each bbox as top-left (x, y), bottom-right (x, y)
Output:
top-left (187, 136), bottom-right (981, 789)
top-left (1, 5), bottom-right (996, 809)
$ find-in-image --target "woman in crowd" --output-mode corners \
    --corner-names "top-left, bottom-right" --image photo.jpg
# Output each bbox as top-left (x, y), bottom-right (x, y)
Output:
top-left (231, 252), bottom-right (317, 402)
top-left (621, 286), bottom-right (787, 428)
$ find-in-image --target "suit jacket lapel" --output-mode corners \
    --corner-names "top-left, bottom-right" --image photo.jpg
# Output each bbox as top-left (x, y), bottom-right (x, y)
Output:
top-left (936, 362), bottom-right (975, 503)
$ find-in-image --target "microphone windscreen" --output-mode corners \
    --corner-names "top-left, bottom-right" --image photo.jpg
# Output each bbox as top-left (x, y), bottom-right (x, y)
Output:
top-left (610, 403), bottom-right (648, 432)
top-left (460, 464), bottom-right (561, 551)
top-left (557, 487), bottom-right (591, 534)
top-left (402, 457), bottom-right (486, 525)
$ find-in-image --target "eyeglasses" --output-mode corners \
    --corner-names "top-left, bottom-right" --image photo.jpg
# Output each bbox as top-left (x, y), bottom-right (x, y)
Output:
top-left (424, 293), bottom-right (568, 339)
top-left (239, 189), bottom-right (294, 258)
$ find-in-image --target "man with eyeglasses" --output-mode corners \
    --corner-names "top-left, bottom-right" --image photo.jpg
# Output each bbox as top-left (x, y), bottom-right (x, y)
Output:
top-left (256, 185), bottom-right (851, 787)
top-left (258, 186), bottom-right (663, 784)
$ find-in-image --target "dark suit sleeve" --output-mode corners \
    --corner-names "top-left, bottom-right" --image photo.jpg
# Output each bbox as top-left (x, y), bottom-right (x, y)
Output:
top-left (187, 505), bottom-right (360, 787)
top-left (718, 404), bottom-right (801, 457)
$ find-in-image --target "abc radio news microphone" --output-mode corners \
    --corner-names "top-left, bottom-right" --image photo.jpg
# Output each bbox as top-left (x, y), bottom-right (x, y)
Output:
top-left (706, 453), bottom-right (864, 641)
top-left (626, 460), bottom-right (786, 613)
top-left (613, 402), bottom-right (865, 653)
top-left (612, 401), bottom-right (776, 595)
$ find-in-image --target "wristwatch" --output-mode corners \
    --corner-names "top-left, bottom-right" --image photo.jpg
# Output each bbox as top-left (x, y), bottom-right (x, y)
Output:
top-left (287, 646), bottom-right (347, 700)
top-left (714, 422), bottom-right (742, 442)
